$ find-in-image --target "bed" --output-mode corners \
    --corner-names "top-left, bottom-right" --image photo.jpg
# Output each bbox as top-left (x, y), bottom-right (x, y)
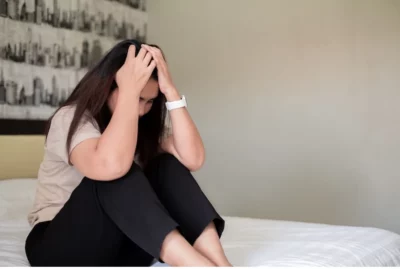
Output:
top-left (1, 178), bottom-right (400, 267)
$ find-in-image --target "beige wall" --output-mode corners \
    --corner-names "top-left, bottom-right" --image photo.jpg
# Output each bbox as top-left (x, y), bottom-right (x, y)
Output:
top-left (147, 0), bottom-right (400, 233)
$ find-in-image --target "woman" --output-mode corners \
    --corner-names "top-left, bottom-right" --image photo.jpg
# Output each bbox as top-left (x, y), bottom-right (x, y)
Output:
top-left (25, 39), bottom-right (231, 267)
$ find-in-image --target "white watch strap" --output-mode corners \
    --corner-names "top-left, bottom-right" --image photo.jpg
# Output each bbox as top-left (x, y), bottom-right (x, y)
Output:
top-left (165, 95), bottom-right (187, 111)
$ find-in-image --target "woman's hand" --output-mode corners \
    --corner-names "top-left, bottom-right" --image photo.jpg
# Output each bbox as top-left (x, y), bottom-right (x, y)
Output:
top-left (141, 44), bottom-right (179, 100)
top-left (116, 45), bottom-right (156, 96)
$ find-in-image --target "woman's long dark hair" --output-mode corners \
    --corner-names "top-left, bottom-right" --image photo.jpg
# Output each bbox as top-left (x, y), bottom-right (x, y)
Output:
top-left (45, 39), bottom-right (167, 167)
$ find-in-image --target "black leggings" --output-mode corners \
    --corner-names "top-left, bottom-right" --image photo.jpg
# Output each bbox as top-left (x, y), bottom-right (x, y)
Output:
top-left (25, 153), bottom-right (224, 266)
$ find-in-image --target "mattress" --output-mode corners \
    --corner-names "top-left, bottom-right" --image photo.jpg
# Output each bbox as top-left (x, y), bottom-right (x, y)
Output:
top-left (1, 178), bottom-right (400, 266)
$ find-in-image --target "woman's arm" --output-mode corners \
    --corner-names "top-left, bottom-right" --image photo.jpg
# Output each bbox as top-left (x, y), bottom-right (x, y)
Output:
top-left (70, 94), bottom-right (140, 180)
top-left (70, 45), bottom-right (156, 180)
top-left (141, 44), bottom-right (205, 171)
top-left (162, 90), bottom-right (205, 171)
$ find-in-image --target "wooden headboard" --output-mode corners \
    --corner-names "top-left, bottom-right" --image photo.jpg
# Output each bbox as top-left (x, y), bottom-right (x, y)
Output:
top-left (0, 136), bottom-right (45, 180)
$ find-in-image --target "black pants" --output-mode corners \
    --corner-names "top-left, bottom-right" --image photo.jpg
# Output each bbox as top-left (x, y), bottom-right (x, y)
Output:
top-left (25, 153), bottom-right (224, 266)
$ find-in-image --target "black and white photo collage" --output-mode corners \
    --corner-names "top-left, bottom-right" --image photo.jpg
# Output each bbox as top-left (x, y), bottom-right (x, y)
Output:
top-left (0, 0), bottom-right (147, 120)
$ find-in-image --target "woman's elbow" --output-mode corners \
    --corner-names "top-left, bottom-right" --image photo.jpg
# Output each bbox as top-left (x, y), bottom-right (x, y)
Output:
top-left (185, 154), bottom-right (205, 172)
top-left (100, 157), bottom-right (132, 180)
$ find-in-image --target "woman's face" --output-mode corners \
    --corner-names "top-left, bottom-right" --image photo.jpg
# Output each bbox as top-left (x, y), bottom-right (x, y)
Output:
top-left (108, 79), bottom-right (159, 117)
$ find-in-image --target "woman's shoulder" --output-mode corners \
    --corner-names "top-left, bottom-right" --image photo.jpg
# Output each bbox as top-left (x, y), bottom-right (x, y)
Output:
top-left (51, 105), bottom-right (77, 123)
top-left (51, 105), bottom-right (95, 126)
top-left (50, 105), bottom-right (100, 134)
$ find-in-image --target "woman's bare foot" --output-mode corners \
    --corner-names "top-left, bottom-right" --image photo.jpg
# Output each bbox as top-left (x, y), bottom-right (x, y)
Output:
top-left (160, 229), bottom-right (216, 266)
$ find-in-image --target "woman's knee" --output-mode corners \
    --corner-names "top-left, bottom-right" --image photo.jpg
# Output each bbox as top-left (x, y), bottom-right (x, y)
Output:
top-left (95, 162), bottom-right (149, 195)
top-left (145, 153), bottom-right (194, 189)
top-left (83, 162), bottom-right (144, 183)
top-left (150, 153), bottom-right (187, 171)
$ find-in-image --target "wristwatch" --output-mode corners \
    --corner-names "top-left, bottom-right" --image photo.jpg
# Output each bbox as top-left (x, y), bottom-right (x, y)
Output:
top-left (165, 95), bottom-right (187, 111)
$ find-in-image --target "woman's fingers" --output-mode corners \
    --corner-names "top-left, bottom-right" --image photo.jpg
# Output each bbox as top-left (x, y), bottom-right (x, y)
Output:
top-left (142, 49), bottom-right (153, 66)
top-left (147, 45), bottom-right (164, 60)
top-left (147, 60), bottom-right (156, 72)
top-left (142, 44), bottom-right (165, 70)
top-left (125, 45), bottom-right (136, 64)
top-left (136, 46), bottom-right (148, 60)
top-left (142, 44), bottom-right (156, 59)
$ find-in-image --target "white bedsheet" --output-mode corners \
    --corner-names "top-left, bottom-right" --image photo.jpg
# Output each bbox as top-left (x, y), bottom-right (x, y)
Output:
top-left (1, 178), bottom-right (400, 266)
